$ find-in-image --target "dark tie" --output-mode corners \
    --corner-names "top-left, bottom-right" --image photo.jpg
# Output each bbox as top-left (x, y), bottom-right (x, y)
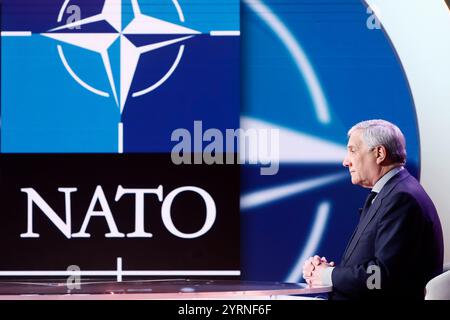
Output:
top-left (360, 191), bottom-right (377, 218)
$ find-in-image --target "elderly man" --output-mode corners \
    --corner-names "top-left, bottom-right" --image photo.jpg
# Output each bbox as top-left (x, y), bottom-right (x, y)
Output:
top-left (303, 119), bottom-right (444, 300)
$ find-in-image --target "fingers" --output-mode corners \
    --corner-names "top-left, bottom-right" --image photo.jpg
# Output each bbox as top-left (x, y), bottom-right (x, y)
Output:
top-left (302, 257), bottom-right (315, 273)
top-left (303, 270), bottom-right (311, 280)
top-left (313, 255), bottom-right (335, 267)
top-left (302, 263), bottom-right (314, 279)
top-left (306, 255), bottom-right (334, 270)
top-left (313, 255), bottom-right (321, 266)
top-left (303, 257), bottom-right (313, 267)
top-left (302, 259), bottom-right (310, 270)
top-left (305, 275), bottom-right (319, 287)
top-left (303, 257), bottom-right (333, 287)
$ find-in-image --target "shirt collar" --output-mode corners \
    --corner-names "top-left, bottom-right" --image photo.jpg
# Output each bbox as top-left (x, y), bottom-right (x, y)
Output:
top-left (372, 166), bottom-right (404, 194)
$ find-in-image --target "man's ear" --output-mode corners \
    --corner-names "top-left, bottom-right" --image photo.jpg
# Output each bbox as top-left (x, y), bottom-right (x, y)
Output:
top-left (375, 145), bottom-right (387, 164)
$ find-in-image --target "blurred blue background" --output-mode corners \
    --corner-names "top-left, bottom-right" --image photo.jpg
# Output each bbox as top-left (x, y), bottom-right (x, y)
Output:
top-left (240, 0), bottom-right (419, 282)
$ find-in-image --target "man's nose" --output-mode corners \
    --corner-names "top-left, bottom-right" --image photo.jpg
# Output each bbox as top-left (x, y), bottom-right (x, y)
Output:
top-left (342, 157), bottom-right (350, 168)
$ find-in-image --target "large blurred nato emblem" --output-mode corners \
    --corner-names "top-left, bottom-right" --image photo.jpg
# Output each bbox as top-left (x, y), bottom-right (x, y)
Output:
top-left (240, 0), bottom-right (419, 282)
top-left (1, 0), bottom-right (239, 152)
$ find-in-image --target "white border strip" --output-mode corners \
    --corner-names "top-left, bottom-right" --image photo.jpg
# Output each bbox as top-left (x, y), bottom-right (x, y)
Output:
top-left (0, 257), bottom-right (240, 280)
top-left (118, 122), bottom-right (124, 154)
top-left (210, 31), bottom-right (241, 36)
top-left (0, 271), bottom-right (241, 276)
top-left (1, 31), bottom-right (32, 37)
top-left (117, 257), bottom-right (123, 282)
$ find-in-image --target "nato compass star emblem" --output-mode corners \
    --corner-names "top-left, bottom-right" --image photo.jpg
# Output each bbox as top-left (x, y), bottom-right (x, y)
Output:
top-left (1, 0), bottom-right (239, 152)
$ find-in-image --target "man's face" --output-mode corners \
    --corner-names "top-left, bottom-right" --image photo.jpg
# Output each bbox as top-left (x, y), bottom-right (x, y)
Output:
top-left (342, 130), bottom-right (379, 188)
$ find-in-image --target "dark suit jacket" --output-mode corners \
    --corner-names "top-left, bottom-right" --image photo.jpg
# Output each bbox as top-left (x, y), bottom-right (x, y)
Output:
top-left (331, 169), bottom-right (444, 300)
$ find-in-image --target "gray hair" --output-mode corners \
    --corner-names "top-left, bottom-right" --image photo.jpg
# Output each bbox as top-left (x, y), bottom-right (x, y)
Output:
top-left (348, 119), bottom-right (407, 164)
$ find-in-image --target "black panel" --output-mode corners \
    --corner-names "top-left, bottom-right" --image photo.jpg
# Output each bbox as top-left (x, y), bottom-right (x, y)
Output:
top-left (0, 154), bottom-right (240, 273)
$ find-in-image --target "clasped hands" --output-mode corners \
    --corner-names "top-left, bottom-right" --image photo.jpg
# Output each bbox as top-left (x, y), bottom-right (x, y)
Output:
top-left (302, 255), bottom-right (335, 287)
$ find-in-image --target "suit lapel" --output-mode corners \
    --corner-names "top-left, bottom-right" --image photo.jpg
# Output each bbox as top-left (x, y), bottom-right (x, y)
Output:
top-left (342, 169), bottom-right (410, 264)
top-left (340, 222), bottom-right (359, 264)
top-left (342, 198), bottom-right (383, 264)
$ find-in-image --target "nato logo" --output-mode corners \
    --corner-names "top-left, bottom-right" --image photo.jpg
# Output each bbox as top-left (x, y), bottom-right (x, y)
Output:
top-left (1, 0), bottom-right (240, 153)
top-left (240, 0), bottom-right (420, 282)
